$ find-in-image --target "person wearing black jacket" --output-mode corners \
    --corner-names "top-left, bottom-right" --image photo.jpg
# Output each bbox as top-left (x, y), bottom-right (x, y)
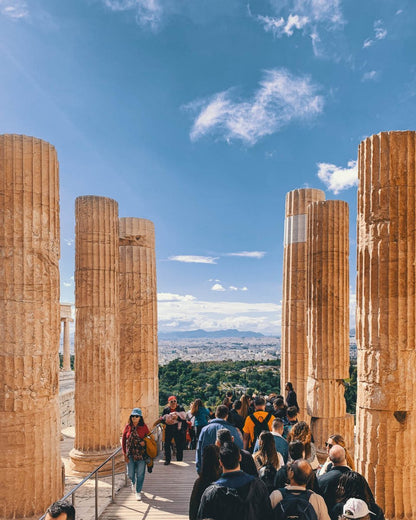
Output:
top-left (197, 442), bottom-right (272, 520)
top-left (330, 472), bottom-right (384, 520)
top-left (317, 445), bottom-right (351, 512)
top-left (156, 395), bottom-right (187, 465)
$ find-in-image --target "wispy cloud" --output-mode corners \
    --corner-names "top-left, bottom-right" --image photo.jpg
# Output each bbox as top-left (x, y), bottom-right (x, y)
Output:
top-left (361, 70), bottom-right (378, 82)
top-left (249, 0), bottom-right (344, 57)
top-left (103, 0), bottom-right (163, 29)
top-left (168, 255), bottom-right (219, 264)
top-left (0, 0), bottom-right (28, 19)
top-left (187, 69), bottom-right (324, 145)
top-left (317, 160), bottom-right (358, 194)
top-left (64, 238), bottom-right (74, 246)
top-left (226, 251), bottom-right (266, 259)
top-left (229, 286), bottom-right (249, 291)
top-left (363, 19), bottom-right (387, 48)
top-left (211, 283), bottom-right (226, 292)
top-left (158, 292), bottom-right (196, 301)
top-left (256, 13), bottom-right (309, 38)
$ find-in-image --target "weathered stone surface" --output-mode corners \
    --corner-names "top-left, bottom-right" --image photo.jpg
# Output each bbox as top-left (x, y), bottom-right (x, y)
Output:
top-left (306, 200), bottom-right (352, 454)
top-left (281, 188), bottom-right (325, 418)
top-left (70, 196), bottom-right (122, 475)
top-left (356, 130), bottom-right (416, 518)
top-left (0, 134), bottom-right (62, 519)
top-left (119, 217), bottom-right (159, 430)
top-left (310, 415), bottom-right (354, 457)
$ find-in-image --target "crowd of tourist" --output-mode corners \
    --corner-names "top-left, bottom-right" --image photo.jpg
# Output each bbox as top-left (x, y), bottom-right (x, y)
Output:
top-left (184, 384), bottom-right (383, 520)
top-left (42, 383), bottom-right (383, 520)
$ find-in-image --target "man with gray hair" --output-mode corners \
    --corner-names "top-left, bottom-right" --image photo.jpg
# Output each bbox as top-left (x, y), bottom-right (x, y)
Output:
top-left (317, 445), bottom-right (351, 512)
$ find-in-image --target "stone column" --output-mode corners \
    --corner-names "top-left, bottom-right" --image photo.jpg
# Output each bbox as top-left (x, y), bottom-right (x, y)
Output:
top-left (306, 200), bottom-right (354, 458)
top-left (119, 218), bottom-right (159, 430)
top-left (70, 196), bottom-right (122, 475)
top-left (60, 303), bottom-right (73, 372)
top-left (0, 134), bottom-right (62, 519)
top-left (281, 188), bottom-right (325, 418)
top-left (356, 131), bottom-right (416, 519)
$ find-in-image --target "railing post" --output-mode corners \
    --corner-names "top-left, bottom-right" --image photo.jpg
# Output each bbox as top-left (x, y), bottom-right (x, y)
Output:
top-left (95, 471), bottom-right (98, 520)
top-left (112, 457), bottom-right (115, 503)
top-left (72, 493), bottom-right (75, 508)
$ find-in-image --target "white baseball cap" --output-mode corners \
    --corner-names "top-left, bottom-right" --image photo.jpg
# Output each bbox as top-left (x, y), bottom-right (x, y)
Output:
top-left (343, 499), bottom-right (376, 519)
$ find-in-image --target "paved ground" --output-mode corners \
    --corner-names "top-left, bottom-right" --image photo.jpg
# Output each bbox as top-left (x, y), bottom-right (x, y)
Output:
top-left (100, 451), bottom-right (196, 520)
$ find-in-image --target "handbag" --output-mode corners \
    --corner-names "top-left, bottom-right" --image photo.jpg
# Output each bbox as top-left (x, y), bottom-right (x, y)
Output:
top-left (144, 434), bottom-right (157, 459)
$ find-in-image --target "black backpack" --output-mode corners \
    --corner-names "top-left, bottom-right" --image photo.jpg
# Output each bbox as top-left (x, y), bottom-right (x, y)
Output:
top-left (250, 411), bottom-right (273, 446)
top-left (273, 488), bottom-right (318, 520)
top-left (258, 463), bottom-right (277, 493)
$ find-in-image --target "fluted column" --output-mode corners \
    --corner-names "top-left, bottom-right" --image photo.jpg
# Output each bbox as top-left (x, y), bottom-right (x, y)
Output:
top-left (0, 134), bottom-right (62, 519)
top-left (70, 196), bottom-right (122, 475)
top-left (306, 200), bottom-right (354, 457)
top-left (281, 188), bottom-right (325, 418)
top-left (119, 218), bottom-right (159, 430)
top-left (62, 319), bottom-right (72, 371)
top-left (356, 130), bottom-right (416, 519)
top-left (60, 304), bottom-right (73, 372)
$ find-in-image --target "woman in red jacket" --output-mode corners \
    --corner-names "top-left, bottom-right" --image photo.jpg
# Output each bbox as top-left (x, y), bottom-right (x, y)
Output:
top-left (122, 408), bottom-right (150, 501)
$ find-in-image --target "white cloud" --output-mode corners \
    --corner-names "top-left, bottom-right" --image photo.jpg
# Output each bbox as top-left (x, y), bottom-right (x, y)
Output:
top-left (158, 297), bottom-right (281, 334)
top-left (256, 13), bottom-right (309, 38)
top-left (157, 292), bottom-right (196, 301)
top-left (211, 283), bottom-right (226, 292)
top-left (64, 238), bottom-right (74, 246)
top-left (241, 287), bottom-right (248, 291)
top-left (250, 0), bottom-right (344, 56)
top-left (168, 255), bottom-right (218, 264)
top-left (363, 19), bottom-right (387, 48)
top-left (103, 0), bottom-right (163, 29)
top-left (187, 69), bottom-right (324, 145)
top-left (229, 286), bottom-right (238, 291)
top-left (226, 251), bottom-right (266, 259)
top-left (317, 160), bottom-right (358, 194)
top-left (63, 282), bottom-right (72, 287)
top-left (396, 9), bottom-right (403, 15)
top-left (361, 70), bottom-right (378, 82)
top-left (0, 0), bottom-right (28, 19)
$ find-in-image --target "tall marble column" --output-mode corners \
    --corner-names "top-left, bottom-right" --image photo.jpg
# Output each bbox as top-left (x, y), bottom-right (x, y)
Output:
top-left (306, 200), bottom-right (354, 458)
top-left (119, 218), bottom-right (159, 430)
top-left (70, 196), bottom-right (122, 475)
top-left (0, 134), bottom-right (62, 518)
top-left (60, 303), bottom-right (73, 372)
top-left (356, 130), bottom-right (416, 519)
top-left (281, 188), bottom-right (325, 418)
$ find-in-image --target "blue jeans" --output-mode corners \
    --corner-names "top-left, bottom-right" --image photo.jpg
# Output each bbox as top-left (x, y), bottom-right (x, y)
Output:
top-left (127, 458), bottom-right (146, 492)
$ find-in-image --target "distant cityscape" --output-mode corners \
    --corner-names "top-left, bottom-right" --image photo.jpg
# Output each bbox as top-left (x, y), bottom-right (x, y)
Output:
top-left (62, 329), bottom-right (357, 365)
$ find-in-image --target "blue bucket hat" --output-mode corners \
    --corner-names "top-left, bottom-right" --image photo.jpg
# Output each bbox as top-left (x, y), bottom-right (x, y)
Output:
top-left (130, 408), bottom-right (142, 416)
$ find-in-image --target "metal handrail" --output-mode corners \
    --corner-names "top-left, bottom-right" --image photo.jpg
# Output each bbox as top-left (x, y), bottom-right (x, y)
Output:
top-left (39, 425), bottom-right (163, 520)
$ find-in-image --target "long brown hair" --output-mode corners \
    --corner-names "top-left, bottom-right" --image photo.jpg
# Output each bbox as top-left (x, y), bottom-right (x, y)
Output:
top-left (288, 421), bottom-right (312, 459)
top-left (253, 431), bottom-right (280, 469)
top-left (190, 398), bottom-right (204, 416)
top-left (239, 395), bottom-right (250, 419)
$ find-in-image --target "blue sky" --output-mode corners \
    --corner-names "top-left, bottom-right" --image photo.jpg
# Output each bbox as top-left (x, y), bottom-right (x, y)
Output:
top-left (1, 0), bottom-right (415, 334)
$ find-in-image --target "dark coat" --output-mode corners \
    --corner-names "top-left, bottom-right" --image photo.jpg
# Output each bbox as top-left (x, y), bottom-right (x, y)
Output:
top-left (197, 471), bottom-right (272, 520)
top-left (317, 466), bottom-right (351, 512)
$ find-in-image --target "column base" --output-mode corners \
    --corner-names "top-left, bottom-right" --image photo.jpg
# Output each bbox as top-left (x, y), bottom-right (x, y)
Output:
top-left (69, 447), bottom-right (124, 476)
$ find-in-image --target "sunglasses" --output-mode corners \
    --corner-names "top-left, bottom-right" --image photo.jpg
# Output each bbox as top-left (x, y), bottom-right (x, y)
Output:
top-left (169, 400), bottom-right (177, 403)
top-left (325, 442), bottom-right (334, 447)
top-left (131, 415), bottom-right (140, 418)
